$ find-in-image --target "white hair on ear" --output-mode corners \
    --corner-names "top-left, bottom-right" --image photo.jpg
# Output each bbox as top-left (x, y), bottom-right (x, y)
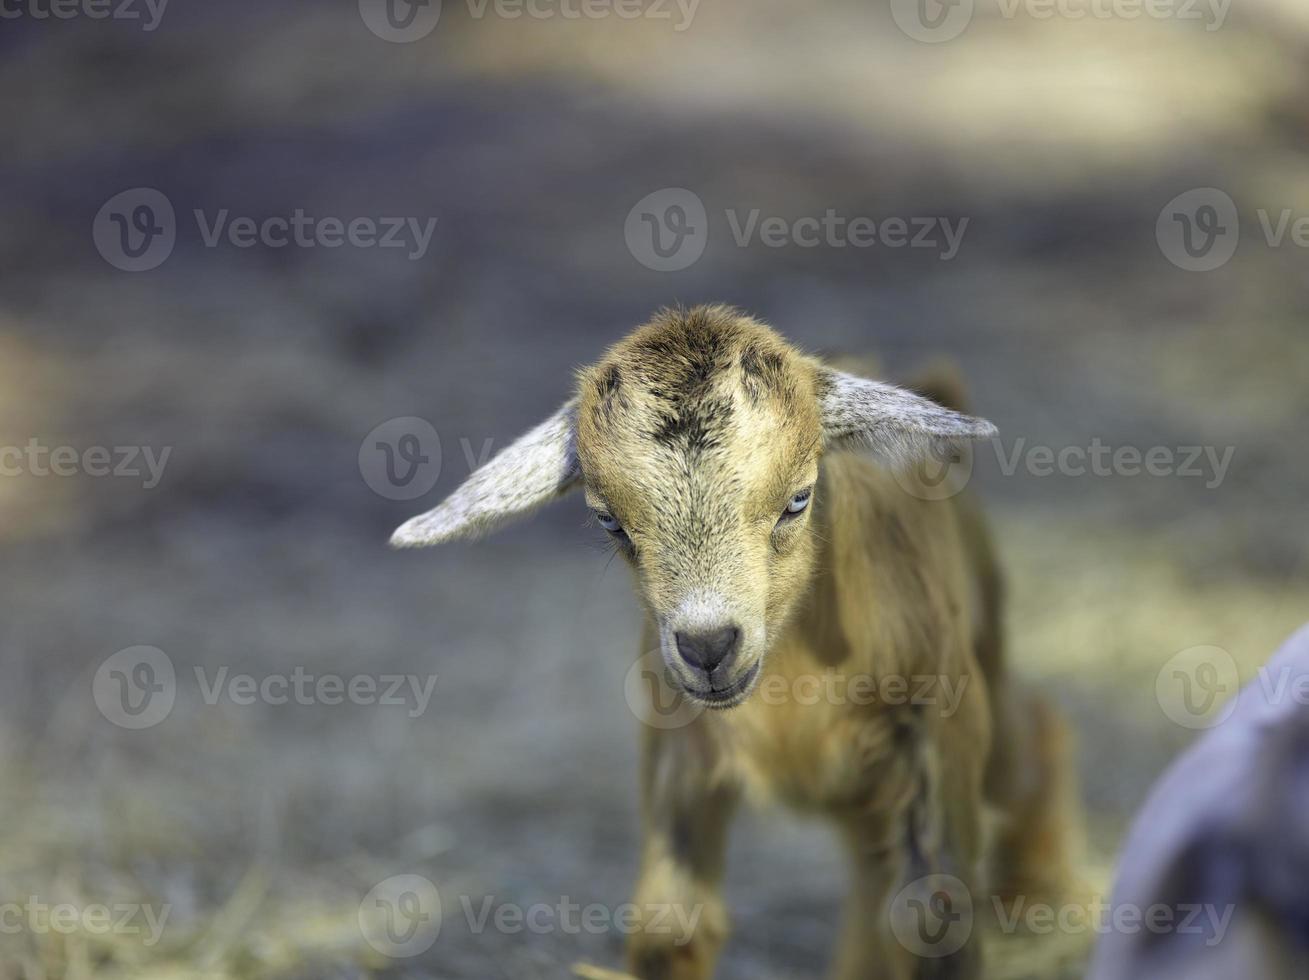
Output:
top-left (819, 368), bottom-right (996, 467)
top-left (390, 399), bottom-right (580, 548)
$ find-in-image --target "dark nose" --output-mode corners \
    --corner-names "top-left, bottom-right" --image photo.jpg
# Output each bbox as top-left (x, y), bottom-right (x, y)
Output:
top-left (675, 626), bottom-right (741, 674)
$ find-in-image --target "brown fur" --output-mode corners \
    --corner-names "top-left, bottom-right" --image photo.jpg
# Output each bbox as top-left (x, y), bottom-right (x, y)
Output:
top-left (395, 305), bottom-right (1076, 979)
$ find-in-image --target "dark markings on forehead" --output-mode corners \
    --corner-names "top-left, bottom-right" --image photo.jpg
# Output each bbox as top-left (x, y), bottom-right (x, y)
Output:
top-left (592, 363), bottom-right (627, 423)
top-left (651, 391), bottom-right (734, 455)
top-left (590, 306), bottom-right (799, 458)
top-left (597, 363), bottom-right (622, 398)
top-left (739, 341), bottom-right (793, 406)
top-left (631, 308), bottom-right (738, 455)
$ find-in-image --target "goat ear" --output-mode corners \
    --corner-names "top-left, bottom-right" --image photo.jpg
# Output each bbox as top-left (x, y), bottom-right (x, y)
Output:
top-left (817, 367), bottom-right (996, 466)
top-left (390, 399), bottom-right (580, 548)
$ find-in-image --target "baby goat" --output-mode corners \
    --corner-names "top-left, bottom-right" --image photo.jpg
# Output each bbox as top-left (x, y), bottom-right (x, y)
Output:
top-left (393, 305), bottom-right (1072, 979)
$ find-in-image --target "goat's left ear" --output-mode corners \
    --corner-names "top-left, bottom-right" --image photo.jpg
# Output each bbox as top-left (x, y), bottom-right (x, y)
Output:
top-left (817, 367), bottom-right (996, 466)
top-left (390, 398), bottom-right (580, 548)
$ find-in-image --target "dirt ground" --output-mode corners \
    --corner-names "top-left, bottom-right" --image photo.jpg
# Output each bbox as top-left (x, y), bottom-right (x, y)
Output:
top-left (0, 1), bottom-right (1307, 977)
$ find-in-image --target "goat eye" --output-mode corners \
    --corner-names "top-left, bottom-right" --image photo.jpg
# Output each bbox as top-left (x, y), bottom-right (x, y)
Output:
top-left (784, 489), bottom-right (812, 516)
top-left (596, 512), bottom-right (623, 533)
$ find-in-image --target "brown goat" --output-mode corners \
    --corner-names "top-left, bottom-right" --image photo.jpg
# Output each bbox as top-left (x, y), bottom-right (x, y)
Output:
top-left (393, 305), bottom-right (1073, 979)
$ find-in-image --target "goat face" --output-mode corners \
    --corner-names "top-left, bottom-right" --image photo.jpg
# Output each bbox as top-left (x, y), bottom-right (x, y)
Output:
top-left (573, 308), bottom-right (824, 706)
top-left (391, 304), bottom-right (995, 709)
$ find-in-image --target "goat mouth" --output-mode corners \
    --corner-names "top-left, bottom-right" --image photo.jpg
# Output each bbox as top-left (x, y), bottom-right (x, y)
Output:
top-left (687, 661), bottom-right (761, 709)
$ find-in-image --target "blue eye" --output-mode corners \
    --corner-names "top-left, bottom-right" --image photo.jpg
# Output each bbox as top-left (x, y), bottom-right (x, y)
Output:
top-left (596, 512), bottom-right (623, 533)
top-left (785, 489), bottom-right (812, 516)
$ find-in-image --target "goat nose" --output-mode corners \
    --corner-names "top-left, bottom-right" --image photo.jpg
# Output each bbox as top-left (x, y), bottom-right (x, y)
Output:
top-left (675, 626), bottom-right (741, 673)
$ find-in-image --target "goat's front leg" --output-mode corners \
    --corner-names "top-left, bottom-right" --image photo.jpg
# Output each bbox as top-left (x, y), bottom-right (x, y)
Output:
top-left (832, 826), bottom-right (982, 980)
top-left (627, 717), bottom-right (739, 980)
top-left (831, 711), bottom-right (985, 980)
top-left (832, 810), bottom-right (916, 980)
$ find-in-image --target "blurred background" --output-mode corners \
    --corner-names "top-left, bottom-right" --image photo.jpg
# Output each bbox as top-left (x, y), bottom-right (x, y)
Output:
top-left (1, 0), bottom-right (1307, 976)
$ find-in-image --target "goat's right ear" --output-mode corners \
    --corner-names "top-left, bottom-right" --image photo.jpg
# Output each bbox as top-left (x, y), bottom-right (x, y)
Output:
top-left (816, 367), bottom-right (997, 467)
top-left (390, 399), bottom-right (580, 548)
